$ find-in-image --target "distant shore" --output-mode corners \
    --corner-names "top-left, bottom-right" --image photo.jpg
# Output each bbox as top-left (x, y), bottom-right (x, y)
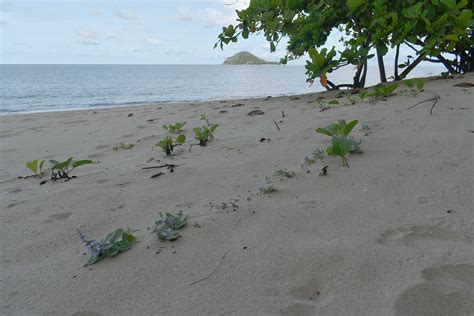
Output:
top-left (1, 73), bottom-right (472, 315)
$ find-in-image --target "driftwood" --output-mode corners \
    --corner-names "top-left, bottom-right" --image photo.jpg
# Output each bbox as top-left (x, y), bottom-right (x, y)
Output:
top-left (407, 95), bottom-right (440, 114)
top-left (190, 252), bottom-right (227, 285)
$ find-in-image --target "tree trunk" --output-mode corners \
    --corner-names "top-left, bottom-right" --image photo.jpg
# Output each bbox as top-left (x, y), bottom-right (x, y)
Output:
top-left (394, 45), bottom-right (400, 80)
top-left (376, 46), bottom-right (387, 83)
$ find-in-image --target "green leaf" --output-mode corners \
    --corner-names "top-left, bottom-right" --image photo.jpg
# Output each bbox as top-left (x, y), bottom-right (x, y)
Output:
top-left (316, 127), bottom-right (334, 137)
top-left (414, 78), bottom-right (425, 91)
top-left (162, 125), bottom-right (169, 131)
top-left (104, 228), bottom-right (124, 244)
top-left (72, 160), bottom-right (93, 168)
top-left (328, 100), bottom-right (340, 105)
top-left (343, 120), bottom-right (358, 136)
top-left (118, 240), bottom-right (131, 252)
top-left (26, 160), bottom-right (38, 174)
top-left (105, 246), bottom-right (120, 257)
top-left (346, 0), bottom-right (365, 11)
top-left (49, 159), bottom-right (60, 166)
top-left (87, 255), bottom-right (99, 265)
top-left (176, 134), bottom-right (186, 144)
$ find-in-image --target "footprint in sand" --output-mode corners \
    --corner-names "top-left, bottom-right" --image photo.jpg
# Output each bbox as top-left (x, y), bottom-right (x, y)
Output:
top-left (283, 278), bottom-right (334, 315)
top-left (377, 217), bottom-right (473, 248)
top-left (43, 212), bottom-right (72, 223)
top-left (395, 264), bottom-right (474, 316)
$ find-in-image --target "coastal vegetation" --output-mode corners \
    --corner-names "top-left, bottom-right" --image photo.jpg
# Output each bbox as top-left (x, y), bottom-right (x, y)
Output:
top-left (153, 211), bottom-right (188, 241)
top-left (156, 135), bottom-right (186, 156)
top-left (216, 0), bottom-right (473, 89)
top-left (78, 228), bottom-right (137, 265)
top-left (316, 119), bottom-right (361, 166)
top-left (162, 121), bottom-right (187, 133)
top-left (25, 157), bottom-right (93, 180)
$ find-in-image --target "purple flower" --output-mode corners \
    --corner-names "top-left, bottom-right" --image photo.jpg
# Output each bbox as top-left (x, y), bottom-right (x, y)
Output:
top-left (77, 229), bottom-right (102, 257)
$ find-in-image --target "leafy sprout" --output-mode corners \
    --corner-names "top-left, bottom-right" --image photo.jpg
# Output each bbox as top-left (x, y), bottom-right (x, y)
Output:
top-left (274, 169), bottom-right (296, 179)
top-left (162, 121), bottom-right (187, 133)
top-left (156, 135), bottom-right (186, 155)
top-left (368, 84), bottom-right (399, 99)
top-left (200, 114), bottom-right (210, 126)
top-left (49, 157), bottom-right (93, 179)
top-left (25, 159), bottom-right (48, 178)
top-left (404, 78), bottom-right (425, 92)
top-left (153, 211), bottom-right (188, 241)
top-left (326, 136), bottom-right (351, 167)
top-left (316, 119), bottom-right (359, 137)
top-left (194, 124), bottom-right (219, 146)
top-left (78, 228), bottom-right (136, 265)
top-left (258, 176), bottom-right (277, 194)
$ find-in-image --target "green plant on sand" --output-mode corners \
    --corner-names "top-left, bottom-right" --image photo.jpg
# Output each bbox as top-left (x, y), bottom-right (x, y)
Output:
top-left (153, 211), bottom-right (188, 241)
top-left (162, 121), bottom-right (187, 133)
top-left (156, 135), bottom-right (186, 155)
top-left (78, 228), bottom-right (136, 265)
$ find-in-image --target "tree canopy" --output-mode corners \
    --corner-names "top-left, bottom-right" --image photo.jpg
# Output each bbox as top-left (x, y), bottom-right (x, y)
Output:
top-left (216, 0), bottom-right (473, 90)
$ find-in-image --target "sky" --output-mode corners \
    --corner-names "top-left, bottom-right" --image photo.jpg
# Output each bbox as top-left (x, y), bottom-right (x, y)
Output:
top-left (0, 0), bottom-right (438, 66)
top-left (0, 0), bottom-right (287, 64)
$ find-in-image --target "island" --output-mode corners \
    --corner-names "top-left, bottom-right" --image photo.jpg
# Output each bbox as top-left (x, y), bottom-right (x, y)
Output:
top-left (223, 51), bottom-right (279, 65)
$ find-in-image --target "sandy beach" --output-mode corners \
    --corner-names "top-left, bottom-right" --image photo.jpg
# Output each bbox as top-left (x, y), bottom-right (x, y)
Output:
top-left (1, 74), bottom-right (473, 315)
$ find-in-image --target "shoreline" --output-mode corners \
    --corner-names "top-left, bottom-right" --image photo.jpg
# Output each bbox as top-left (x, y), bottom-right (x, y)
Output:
top-left (1, 73), bottom-right (472, 315)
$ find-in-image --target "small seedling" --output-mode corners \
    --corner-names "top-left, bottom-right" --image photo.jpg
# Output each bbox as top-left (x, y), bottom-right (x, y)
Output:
top-left (162, 122), bottom-right (187, 133)
top-left (328, 99), bottom-right (340, 105)
top-left (25, 159), bottom-right (48, 178)
top-left (194, 124), bottom-right (219, 146)
top-left (316, 119), bottom-right (358, 137)
top-left (200, 114), bottom-right (210, 126)
top-left (274, 169), bottom-right (296, 179)
top-left (403, 78), bottom-right (425, 94)
top-left (156, 135), bottom-right (186, 155)
top-left (49, 157), bottom-right (93, 179)
top-left (358, 90), bottom-right (369, 102)
top-left (326, 136), bottom-right (351, 167)
top-left (258, 176), bottom-right (277, 194)
top-left (78, 228), bottom-right (136, 265)
top-left (369, 83), bottom-right (399, 99)
top-left (153, 211), bottom-right (188, 241)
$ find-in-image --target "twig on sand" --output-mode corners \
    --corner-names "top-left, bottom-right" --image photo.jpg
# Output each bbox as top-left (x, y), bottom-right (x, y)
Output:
top-left (273, 120), bottom-right (281, 131)
top-left (142, 164), bottom-right (177, 170)
top-left (407, 95), bottom-right (440, 114)
top-left (190, 252), bottom-right (227, 286)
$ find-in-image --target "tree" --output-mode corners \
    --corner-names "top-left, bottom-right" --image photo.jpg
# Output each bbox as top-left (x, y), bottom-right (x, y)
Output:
top-left (216, 0), bottom-right (473, 90)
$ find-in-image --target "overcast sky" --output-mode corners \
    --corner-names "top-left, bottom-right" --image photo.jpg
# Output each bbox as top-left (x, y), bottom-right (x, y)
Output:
top-left (0, 0), bottom-right (439, 67)
top-left (0, 0), bottom-right (293, 64)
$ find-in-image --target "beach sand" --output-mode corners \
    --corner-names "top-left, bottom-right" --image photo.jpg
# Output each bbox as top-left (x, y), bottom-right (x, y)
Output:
top-left (1, 74), bottom-right (473, 315)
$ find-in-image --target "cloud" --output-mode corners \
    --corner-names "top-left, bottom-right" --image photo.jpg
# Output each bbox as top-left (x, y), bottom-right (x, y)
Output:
top-left (119, 47), bottom-right (140, 54)
top-left (178, 7), bottom-right (235, 28)
top-left (89, 9), bottom-right (103, 17)
top-left (116, 9), bottom-right (138, 20)
top-left (76, 29), bottom-right (101, 45)
top-left (81, 39), bottom-right (101, 46)
top-left (77, 29), bottom-right (99, 40)
top-left (145, 37), bottom-right (161, 46)
top-left (0, 20), bottom-right (7, 27)
top-left (177, 6), bottom-right (193, 21)
top-left (215, 0), bottom-right (249, 11)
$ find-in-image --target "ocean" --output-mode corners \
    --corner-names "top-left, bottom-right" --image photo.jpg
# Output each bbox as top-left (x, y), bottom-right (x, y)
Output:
top-left (0, 64), bottom-right (443, 115)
